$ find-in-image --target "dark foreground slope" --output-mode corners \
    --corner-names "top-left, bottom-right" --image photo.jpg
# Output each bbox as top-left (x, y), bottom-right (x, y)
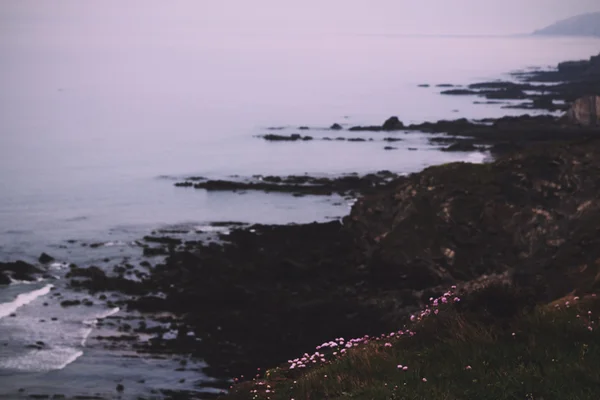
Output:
top-left (219, 138), bottom-right (600, 399)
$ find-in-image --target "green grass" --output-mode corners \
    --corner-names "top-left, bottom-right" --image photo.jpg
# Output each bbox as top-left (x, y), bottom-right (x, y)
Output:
top-left (221, 289), bottom-right (600, 400)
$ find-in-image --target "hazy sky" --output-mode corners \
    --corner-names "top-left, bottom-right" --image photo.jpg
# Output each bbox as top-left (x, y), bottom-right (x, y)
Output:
top-left (1, 0), bottom-right (599, 38)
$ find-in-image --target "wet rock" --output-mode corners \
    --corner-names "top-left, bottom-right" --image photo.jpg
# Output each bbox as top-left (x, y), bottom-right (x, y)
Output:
top-left (418, 84), bottom-right (430, 87)
top-left (116, 384), bottom-right (124, 393)
top-left (143, 236), bottom-right (182, 246)
top-left (60, 300), bottom-right (81, 307)
top-left (175, 182), bottom-right (194, 188)
top-left (262, 134), bottom-right (313, 141)
top-left (441, 89), bottom-right (478, 95)
top-left (383, 137), bottom-right (403, 142)
top-left (0, 261), bottom-right (43, 282)
top-left (330, 123), bottom-right (343, 130)
top-left (566, 96), bottom-right (600, 127)
top-left (383, 146), bottom-right (397, 150)
top-left (38, 253), bottom-right (55, 264)
top-left (174, 172), bottom-right (402, 197)
top-left (381, 116), bottom-right (404, 131)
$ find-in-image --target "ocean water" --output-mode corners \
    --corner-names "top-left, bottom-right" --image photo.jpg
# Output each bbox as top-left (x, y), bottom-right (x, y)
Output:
top-left (1, 16), bottom-right (600, 398)
top-left (1, 31), bottom-right (599, 260)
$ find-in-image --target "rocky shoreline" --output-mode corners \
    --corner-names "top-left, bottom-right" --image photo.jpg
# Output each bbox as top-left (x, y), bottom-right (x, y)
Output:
top-left (2, 53), bottom-right (600, 399)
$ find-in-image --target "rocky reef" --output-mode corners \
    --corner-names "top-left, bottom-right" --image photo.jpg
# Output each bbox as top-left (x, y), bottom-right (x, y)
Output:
top-left (439, 52), bottom-right (600, 110)
top-left (0, 260), bottom-right (46, 284)
top-left (174, 171), bottom-right (401, 197)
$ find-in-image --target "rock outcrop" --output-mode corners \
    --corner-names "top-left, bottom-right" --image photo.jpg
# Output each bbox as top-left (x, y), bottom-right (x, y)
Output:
top-left (345, 139), bottom-right (600, 300)
top-left (566, 96), bottom-right (600, 127)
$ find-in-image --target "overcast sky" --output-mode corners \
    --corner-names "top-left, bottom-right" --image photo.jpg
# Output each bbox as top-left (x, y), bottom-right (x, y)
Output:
top-left (1, 0), bottom-right (599, 39)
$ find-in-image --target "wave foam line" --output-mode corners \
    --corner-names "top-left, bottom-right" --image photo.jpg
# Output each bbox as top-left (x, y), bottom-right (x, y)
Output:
top-left (0, 284), bottom-right (53, 319)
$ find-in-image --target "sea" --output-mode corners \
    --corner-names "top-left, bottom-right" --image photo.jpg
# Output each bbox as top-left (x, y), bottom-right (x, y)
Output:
top-left (1, 18), bottom-right (600, 398)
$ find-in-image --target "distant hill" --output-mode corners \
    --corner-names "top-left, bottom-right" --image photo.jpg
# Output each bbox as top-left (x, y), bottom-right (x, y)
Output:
top-left (533, 12), bottom-right (600, 37)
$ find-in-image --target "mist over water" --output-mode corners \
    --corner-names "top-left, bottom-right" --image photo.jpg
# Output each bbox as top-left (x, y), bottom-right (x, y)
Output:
top-left (1, 26), bottom-right (600, 258)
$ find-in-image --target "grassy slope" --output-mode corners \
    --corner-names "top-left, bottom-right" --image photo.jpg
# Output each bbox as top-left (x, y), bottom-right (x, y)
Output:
top-left (222, 286), bottom-right (600, 400)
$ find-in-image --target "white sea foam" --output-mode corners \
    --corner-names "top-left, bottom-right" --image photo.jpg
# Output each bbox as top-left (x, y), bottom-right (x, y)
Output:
top-left (56, 349), bottom-right (84, 370)
top-left (80, 327), bottom-right (94, 347)
top-left (0, 346), bottom-right (83, 372)
top-left (466, 151), bottom-right (489, 164)
top-left (195, 225), bottom-right (230, 234)
top-left (104, 241), bottom-right (126, 247)
top-left (7, 277), bottom-right (46, 285)
top-left (81, 307), bottom-right (120, 346)
top-left (0, 284), bottom-right (53, 319)
top-left (49, 262), bottom-right (69, 270)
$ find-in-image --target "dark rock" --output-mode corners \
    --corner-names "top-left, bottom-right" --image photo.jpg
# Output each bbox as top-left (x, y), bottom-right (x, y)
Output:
top-left (383, 137), bottom-right (403, 142)
top-left (330, 123), bottom-right (343, 130)
top-left (436, 84), bottom-right (454, 87)
top-left (382, 116), bottom-right (404, 131)
top-left (38, 253), bottom-right (55, 264)
top-left (116, 384), bottom-right (124, 392)
top-left (418, 84), bottom-right (430, 87)
top-left (298, 126), bottom-right (310, 130)
top-left (262, 134), bottom-right (313, 141)
top-left (441, 89), bottom-right (478, 95)
top-left (0, 261), bottom-right (43, 282)
top-left (383, 146), bottom-right (397, 150)
top-left (175, 182), bottom-right (193, 188)
top-left (174, 172), bottom-right (401, 197)
top-left (60, 300), bottom-right (81, 307)
top-left (143, 236), bottom-right (182, 246)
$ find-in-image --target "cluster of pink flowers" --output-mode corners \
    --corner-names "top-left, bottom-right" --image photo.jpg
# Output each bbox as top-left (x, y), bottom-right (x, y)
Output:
top-left (239, 285), bottom-right (468, 398)
top-left (555, 296), bottom-right (597, 332)
top-left (248, 381), bottom-right (275, 399)
top-left (410, 286), bottom-right (460, 323)
top-left (282, 287), bottom-right (461, 377)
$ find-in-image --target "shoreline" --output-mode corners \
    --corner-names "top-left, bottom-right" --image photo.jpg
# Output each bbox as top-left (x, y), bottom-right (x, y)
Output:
top-left (1, 51), bottom-right (599, 399)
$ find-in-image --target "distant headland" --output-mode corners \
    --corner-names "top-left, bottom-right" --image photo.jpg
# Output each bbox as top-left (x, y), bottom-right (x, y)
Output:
top-left (533, 11), bottom-right (600, 37)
